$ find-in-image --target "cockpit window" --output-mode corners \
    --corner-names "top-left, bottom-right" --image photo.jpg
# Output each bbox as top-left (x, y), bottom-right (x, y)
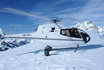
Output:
top-left (60, 28), bottom-right (81, 38)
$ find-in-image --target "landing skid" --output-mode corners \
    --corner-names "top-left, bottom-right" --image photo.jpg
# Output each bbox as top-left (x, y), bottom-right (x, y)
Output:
top-left (44, 45), bottom-right (79, 56)
top-left (74, 44), bottom-right (79, 53)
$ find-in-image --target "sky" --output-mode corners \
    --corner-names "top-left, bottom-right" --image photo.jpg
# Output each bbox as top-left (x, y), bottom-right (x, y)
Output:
top-left (0, 0), bottom-right (104, 34)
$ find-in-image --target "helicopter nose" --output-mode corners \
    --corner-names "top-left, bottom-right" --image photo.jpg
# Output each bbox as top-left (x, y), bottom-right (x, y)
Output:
top-left (83, 34), bottom-right (90, 43)
top-left (85, 35), bottom-right (90, 43)
top-left (80, 32), bottom-right (90, 43)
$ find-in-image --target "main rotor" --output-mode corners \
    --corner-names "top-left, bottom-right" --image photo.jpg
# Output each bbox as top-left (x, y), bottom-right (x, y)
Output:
top-left (51, 19), bottom-right (60, 24)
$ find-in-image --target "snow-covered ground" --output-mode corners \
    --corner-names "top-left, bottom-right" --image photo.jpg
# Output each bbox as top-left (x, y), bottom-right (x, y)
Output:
top-left (0, 22), bottom-right (104, 70)
top-left (0, 40), bottom-right (104, 70)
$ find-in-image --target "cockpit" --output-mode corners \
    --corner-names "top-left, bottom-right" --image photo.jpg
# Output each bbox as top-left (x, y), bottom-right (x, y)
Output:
top-left (60, 28), bottom-right (90, 43)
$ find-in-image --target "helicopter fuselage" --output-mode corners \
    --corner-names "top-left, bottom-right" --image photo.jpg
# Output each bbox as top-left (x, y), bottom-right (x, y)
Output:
top-left (1, 24), bottom-right (90, 48)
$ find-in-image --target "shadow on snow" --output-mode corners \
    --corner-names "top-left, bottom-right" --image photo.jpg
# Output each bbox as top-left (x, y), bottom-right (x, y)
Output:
top-left (19, 44), bottom-right (104, 56)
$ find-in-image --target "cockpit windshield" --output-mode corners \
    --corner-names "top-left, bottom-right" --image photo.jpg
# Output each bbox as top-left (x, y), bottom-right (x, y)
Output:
top-left (78, 29), bottom-right (86, 33)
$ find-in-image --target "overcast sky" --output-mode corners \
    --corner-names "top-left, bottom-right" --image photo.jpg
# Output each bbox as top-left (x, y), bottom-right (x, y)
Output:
top-left (0, 0), bottom-right (104, 34)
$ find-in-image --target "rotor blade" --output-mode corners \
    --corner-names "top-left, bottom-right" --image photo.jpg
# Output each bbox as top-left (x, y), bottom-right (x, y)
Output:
top-left (3, 7), bottom-right (50, 21)
top-left (60, 20), bottom-right (104, 25)
top-left (60, 19), bottom-right (91, 23)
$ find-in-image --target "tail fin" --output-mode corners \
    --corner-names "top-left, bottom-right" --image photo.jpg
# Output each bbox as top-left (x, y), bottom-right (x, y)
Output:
top-left (0, 28), bottom-right (4, 40)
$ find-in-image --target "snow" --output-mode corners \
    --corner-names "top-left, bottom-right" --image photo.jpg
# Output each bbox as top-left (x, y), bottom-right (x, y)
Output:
top-left (0, 22), bottom-right (104, 70)
top-left (0, 39), bottom-right (30, 51)
top-left (0, 42), bottom-right (104, 70)
top-left (74, 21), bottom-right (104, 35)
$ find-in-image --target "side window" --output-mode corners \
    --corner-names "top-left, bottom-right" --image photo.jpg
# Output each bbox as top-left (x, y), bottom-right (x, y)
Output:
top-left (51, 27), bottom-right (55, 32)
top-left (66, 30), bottom-right (70, 36)
top-left (69, 29), bottom-right (81, 38)
top-left (60, 29), bottom-right (81, 38)
top-left (61, 30), bottom-right (65, 35)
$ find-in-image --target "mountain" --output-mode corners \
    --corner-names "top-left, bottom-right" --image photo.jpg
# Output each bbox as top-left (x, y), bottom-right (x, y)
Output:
top-left (74, 21), bottom-right (104, 35)
top-left (0, 39), bottom-right (30, 51)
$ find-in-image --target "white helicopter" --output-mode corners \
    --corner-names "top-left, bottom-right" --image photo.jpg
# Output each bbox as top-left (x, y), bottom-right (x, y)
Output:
top-left (0, 19), bottom-right (90, 56)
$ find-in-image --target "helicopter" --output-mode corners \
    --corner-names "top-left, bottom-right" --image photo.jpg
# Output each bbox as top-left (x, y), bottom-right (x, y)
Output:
top-left (0, 19), bottom-right (90, 56)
